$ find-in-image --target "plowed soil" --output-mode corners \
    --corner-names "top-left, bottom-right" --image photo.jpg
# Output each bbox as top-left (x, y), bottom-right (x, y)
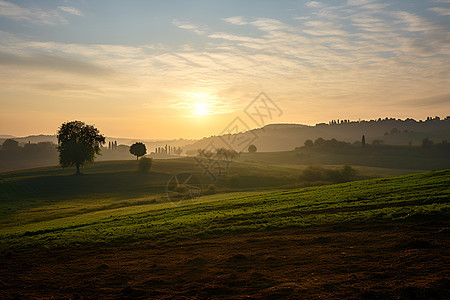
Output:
top-left (1, 221), bottom-right (449, 299)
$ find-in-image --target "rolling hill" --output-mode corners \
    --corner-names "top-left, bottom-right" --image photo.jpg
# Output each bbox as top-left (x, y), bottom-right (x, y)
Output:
top-left (0, 159), bottom-right (448, 249)
top-left (0, 161), bottom-right (448, 299)
top-left (184, 117), bottom-right (450, 153)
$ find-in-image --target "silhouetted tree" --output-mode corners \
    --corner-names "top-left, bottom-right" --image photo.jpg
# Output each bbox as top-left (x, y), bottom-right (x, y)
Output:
top-left (304, 139), bottom-right (313, 147)
top-left (314, 137), bottom-right (325, 146)
top-left (248, 144), bottom-right (257, 153)
top-left (390, 128), bottom-right (399, 134)
top-left (215, 148), bottom-right (239, 170)
top-left (2, 139), bottom-right (19, 150)
top-left (422, 137), bottom-right (433, 148)
top-left (130, 142), bottom-right (147, 160)
top-left (57, 121), bottom-right (105, 174)
top-left (174, 147), bottom-right (183, 156)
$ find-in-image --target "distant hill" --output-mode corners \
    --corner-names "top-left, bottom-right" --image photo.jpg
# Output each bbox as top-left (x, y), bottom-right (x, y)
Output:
top-left (0, 135), bottom-right (58, 145)
top-left (183, 117), bottom-right (450, 153)
top-left (0, 135), bottom-right (196, 171)
top-left (0, 135), bottom-right (195, 151)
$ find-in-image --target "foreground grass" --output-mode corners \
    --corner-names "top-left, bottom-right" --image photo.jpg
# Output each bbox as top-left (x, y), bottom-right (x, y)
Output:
top-left (0, 169), bottom-right (448, 250)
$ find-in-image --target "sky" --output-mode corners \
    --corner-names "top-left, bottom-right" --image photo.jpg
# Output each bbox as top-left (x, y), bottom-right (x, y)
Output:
top-left (0, 0), bottom-right (449, 139)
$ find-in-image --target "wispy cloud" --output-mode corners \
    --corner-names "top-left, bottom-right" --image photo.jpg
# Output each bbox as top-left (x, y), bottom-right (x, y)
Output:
top-left (172, 20), bottom-right (206, 35)
top-left (306, 1), bottom-right (323, 8)
top-left (0, 0), bottom-right (448, 117)
top-left (303, 20), bottom-right (348, 36)
top-left (0, 0), bottom-right (70, 25)
top-left (428, 7), bottom-right (450, 15)
top-left (222, 16), bottom-right (247, 25)
top-left (251, 18), bottom-right (297, 32)
top-left (347, 0), bottom-right (373, 5)
top-left (0, 51), bottom-right (111, 76)
top-left (58, 6), bottom-right (83, 17)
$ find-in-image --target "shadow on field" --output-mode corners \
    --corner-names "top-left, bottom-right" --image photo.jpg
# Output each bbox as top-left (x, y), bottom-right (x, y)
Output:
top-left (1, 171), bottom-right (171, 200)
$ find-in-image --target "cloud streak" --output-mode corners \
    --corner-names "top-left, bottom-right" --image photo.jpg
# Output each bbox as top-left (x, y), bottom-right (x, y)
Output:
top-left (0, 51), bottom-right (111, 76)
top-left (428, 7), bottom-right (450, 15)
top-left (0, 0), bottom-right (448, 120)
top-left (173, 20), bottom-right (206, 35)
top-left (58, 6), bottom-right (83, 16)
top-left (0, 0), bottom-right (81, 25)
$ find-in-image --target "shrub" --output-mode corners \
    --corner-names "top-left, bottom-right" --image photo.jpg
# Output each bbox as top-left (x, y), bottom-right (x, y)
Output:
top-left (204, 184), bottom-right (217, 195)
top-left (341, 165), bottom-right (356, 179)
top-left (299, 166), bottom-right (325, 182)
top-left (422, 137), bottom-right (433, 148)
top-left (304, 139), bottom-right (313, 147)
top-left (138, 157), bottom-right (152, 172)
top-left (174, 184), bottom-right (189, 194)
top-left (299, 165), bottom-right (357, 184)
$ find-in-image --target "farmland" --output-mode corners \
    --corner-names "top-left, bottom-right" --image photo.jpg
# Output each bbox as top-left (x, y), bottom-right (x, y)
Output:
top-left (0, 159), bottom-right (449, 298)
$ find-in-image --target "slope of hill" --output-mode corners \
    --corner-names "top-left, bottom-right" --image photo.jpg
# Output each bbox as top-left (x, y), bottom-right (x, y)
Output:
top-left (184, 117), bottom-right (450, 152)
top-left (2, 117), bottom-right (449, 172)
top-left (0, 135), bottom-right (15, 139)
top-left (238, 142), bottom-right (450, 170)
top-left (0, 134), bottom-right (194, 150)
top-left (1, 164), bottom-right (448, 249)
top-left (1, 163), bottom-right (448, 299)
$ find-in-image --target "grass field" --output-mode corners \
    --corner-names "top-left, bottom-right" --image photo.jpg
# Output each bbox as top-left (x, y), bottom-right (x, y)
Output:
top-left (0, 158), bottom-right (448, 250)
top-left (1, 159), bottom-right (449, 299)
top-left (238, 144), bottom-right (450, 170)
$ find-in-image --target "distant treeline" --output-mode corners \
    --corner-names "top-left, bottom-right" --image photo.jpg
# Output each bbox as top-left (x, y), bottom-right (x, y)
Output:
top-left (324, 115), bottom-right (449, 126)
top-left (293, 137), bottom-right (450, 170)
top-left (0, 139), bottom-right (134, 171)
top-left (299, 136), bottom-right (449, 149)
top-left (0, 139), bottom-right (58, 171)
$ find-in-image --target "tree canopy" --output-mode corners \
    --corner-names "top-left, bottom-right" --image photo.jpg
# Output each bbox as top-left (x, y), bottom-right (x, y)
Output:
top-left (248, 144), bottom-right (257, 153)
top-left (57, 121), bottom-right (105, 174)
top-left (130, 142), bottom-right (147, 160)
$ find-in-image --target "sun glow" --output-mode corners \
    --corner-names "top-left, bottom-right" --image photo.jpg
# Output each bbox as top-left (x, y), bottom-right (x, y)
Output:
top-left (193, 102), bottom-right (210, 116)
top-left (184, 91), bottom-right (215, 116)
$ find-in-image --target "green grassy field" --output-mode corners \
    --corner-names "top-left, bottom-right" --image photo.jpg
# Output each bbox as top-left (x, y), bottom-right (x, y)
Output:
top-left (0, 158), bottom-right (448, 250)
top-left (238, 144), bottom-right (450, 170)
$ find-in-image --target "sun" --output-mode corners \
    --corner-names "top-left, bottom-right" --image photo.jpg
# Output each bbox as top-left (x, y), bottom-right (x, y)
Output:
top-left (193, 102), bottom-right (210, 116)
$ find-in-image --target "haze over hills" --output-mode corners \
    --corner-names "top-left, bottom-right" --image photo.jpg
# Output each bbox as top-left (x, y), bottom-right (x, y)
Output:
top-left (0, 135), bottom-right (195, 151)
top-left (184, 116), bottom-right (450, 153)
top-left (1, 116), bottom-right (449, 156)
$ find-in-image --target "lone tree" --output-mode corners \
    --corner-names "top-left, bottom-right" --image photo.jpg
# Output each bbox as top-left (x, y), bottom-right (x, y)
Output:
top-left (248, 144), bottom-right (257, 153)
top-left (304, 139), bottom-right (313, 147)
top-left (130, 142), bottom-right (147, 160)
top-left (57, 121), bottom-right (105, 174)
top-left (422, 137), bottom-right (433, 148)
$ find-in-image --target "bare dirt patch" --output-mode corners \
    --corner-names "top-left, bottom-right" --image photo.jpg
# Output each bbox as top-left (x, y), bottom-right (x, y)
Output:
top-left (1, 221), bottom-right (449, 299)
